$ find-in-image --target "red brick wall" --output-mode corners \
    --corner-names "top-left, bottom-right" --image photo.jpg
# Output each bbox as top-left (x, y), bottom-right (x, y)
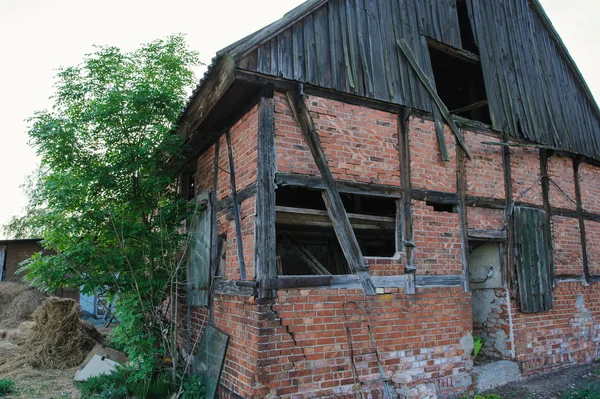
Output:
top-left (548, 155), bottom-right (576, 210)
top-left (213, 294), bottom-right (262, 397)
top-left (412, 200), bottom-right (463, 275)
top-left (585, 220), bottom-right (600, 276)
top-left (223, 196), bottom-right (256, 280)
top-left (512, 282), bottom-right (599, 376)
top-left (366, 256), bottom-right (405, 277)
top-left (552, 216), bottom-right (584, 276)
top-left (580, 163), bottom-right (600, 215)
top-left (510, 146), bottom-right (543, 206)
top-left (464, 132), bottom-right (504, 199)
top-left (257, 287), bottom-right (473, 398)
top-left (409, 118), bottom-right (457, 193)
top-left (274, 92), bottom-right (400, 186)
top-left (466, 207), bottom-right (505, 231)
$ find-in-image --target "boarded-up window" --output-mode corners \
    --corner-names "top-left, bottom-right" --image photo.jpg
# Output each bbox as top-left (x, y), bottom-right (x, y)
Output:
top-left (187, 192), bottom-right (211, 307)
top-left (514, 207), bottom-right (553, 313)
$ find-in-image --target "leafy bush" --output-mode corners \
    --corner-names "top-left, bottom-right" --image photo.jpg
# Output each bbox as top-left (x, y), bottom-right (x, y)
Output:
top-left (459, 394), bottom-right (502, 399)
top-left (79, 372), bottom-right (128, 399)
top-left (181, 375), bottom-right (205, 399)
top-left (0, 379), bottom-right (15, 397)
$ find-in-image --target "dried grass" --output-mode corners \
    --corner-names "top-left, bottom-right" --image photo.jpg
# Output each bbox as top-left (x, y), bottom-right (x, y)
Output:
top-left (0, 282), bottom-right (47, 329)
top-left (24, 297), bottom-right (103, 369)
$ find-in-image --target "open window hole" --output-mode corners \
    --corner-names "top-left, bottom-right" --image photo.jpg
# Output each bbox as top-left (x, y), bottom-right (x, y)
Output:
top-left (426, 201), bottom-right (457, 213)
top-left (275, 187), bottom-right (398, 275)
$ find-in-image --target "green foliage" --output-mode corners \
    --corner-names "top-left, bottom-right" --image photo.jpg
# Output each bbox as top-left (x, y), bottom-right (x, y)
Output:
top-left (563, 383), bottom-right (600, 399)
top-left (0, 379), bottom-right (15, 397)
top-left (79, 370), bottom-right (204, 399)
top-left (6, 34), bottom-right (200, 386)
top-left (79, 371), bottom-right (128, 399)
top-left (459, 395), bottom-right (502, 399)
top-left (181, 375), bottom-right (205, 399)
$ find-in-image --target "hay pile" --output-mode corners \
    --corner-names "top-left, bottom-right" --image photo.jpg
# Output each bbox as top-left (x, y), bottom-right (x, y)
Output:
top-left (25, 298), bottom-right (103, 369)
top-left (0, 281), bottom-right (48, 329)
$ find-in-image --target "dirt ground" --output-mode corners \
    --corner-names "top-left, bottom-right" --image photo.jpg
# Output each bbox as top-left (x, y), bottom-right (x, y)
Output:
top-left (481, 362), bottom-right (599, 399)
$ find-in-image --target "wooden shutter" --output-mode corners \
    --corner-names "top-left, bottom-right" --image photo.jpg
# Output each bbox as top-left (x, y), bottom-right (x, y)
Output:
top-left (187, 192), bottom-right (211, 307)
top-left (514, 206), bottom-right (553, 313)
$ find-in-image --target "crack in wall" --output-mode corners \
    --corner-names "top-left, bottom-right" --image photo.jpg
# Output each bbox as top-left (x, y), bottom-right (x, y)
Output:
top-left (269, 302), bottom-right (308, 364)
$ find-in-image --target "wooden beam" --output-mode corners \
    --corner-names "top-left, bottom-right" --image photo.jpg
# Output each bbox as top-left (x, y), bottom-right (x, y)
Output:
top-left (263, 276), bottom-right (333, 290)
top-left (457, 146), bottom-right (470, 292)
top-left (210, 139), bottom-right (221, 280)
top-left (451, 100), bottom-right (489, 115)
top-left (213, 278), bottom-right (256, 296)
top-left (255, 90), bottom-right (277, 299)
top-left (286, 88), bottom-right (376, 295)
top-left (468, 229), bottom-right (507, 241)
top-left (177, 55), bottom-right (236, 142)
top-left (225, 129), bottom-right (247, 281)
top-left (398, 108), bottom-right (416, 294)
top-left (216, 183), bottom-right (257, 213)
top-left (397, 39), bottom-right (472, 160)
top-left (209, 137), bottom-right (220, 325)
top-left (425, 37), bottom-right (481, 64)
top-left (574, 158), bottom-right (590, 283)
top-left (412, 188), bottom-right (459, 204)
top-left (540, 150), bottom-right (556, 284)
top-left (503, 131), bottom-right (516, 289)
top-left (416, 275), bottom-right (464, 287)
top-left (283, 236), bottom-right (332, 276)
top-left (275, 173), bottom-right (402, 198)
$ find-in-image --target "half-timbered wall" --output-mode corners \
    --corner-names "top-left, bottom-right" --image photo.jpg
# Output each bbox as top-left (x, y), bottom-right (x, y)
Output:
top-left (184, 90), bottom-right (600, 398)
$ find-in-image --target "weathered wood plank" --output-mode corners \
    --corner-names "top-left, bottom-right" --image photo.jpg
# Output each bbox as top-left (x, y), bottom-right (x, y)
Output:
top-left (210, 139), bottom-right (221, 281)
top-left (540, 150), bottom-right (556, 284)
top-left (503, 131), bottom-right (516, 289)
top-left (468, 229), bottom-right (507, 241)
top-left (216, 183), bottom-right (257, 213)
top-left (225, 129), bottom-right (247, 281)
top-left (213, 278), bottom-right (256, 296)
top-left (286, 88), bottom-right (376, 295)
top-left (457, 146), bottom-right (470, 292)
top-left (416, 275), bottom-right (464, 287)
top-left (284, 236), bottom-right (332, 276)
top-left (178, 55), bottom-right (236, 141)
top-left (255, 92), bottom-right (277, 299)
top-left (425, 37), bottom-right (480, 64)
top-left (398, 108), bottom-right (416, 293)
top-left (396, 39), bottom-right (472, 159)
top-left (275, 172), bottom-right (402, 198)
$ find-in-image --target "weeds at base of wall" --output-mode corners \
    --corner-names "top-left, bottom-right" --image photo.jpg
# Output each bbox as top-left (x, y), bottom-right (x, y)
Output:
top-left (562, 382), bottom-right (600, 399)
top-left (78, 368), bottom-right (204, 399)
top-left (0, 379), bottom-right (15, 397)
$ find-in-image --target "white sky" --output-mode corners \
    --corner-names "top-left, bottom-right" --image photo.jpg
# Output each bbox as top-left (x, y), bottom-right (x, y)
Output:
top-left (0, 0), bottom-right (598, 239)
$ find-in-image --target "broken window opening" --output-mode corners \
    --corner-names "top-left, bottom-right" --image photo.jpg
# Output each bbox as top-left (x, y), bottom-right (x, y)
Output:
top-left (275, 187), bottom-right (397, 275)
top-left (456, 0), bottom-right (478, 54)
top-left (426, 201), bottom-right (457, 213)
top-left (181, 172), bottom-right (196, 201)
top-left (428, 45), bottom-right (491, 124)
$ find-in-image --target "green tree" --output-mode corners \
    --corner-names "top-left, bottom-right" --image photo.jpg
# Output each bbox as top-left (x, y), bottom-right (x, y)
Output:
top-left (5, 34), bottom-right (200, 391)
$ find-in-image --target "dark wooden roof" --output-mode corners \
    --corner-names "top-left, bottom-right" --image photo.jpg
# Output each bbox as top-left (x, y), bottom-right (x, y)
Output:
top-left (182, 0), bottom-right (600, 160)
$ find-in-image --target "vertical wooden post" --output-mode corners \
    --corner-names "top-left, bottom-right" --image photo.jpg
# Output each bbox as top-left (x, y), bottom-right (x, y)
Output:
top-left (226, 129), bottom-right (247, 281)
top-left (457, 146), bottom-right (470, 292)
top-left (209, 139), bottom-right (220, 324)
top-left (398, 108), bottom-right (416, 294)
top-left (255, 86), bottom-right (277, 299)
top-left (502, 132), bottom-right (515, 289)
top-left (573, 157), bottom-right (590, 283)
top-left (540, 149), bottom-right (556, 285)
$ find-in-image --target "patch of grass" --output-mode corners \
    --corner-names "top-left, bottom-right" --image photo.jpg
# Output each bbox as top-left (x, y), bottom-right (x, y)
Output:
top-left (562, 382), bottom-right (600, 399)
top-left (0, 379), bottom-right (15, 397)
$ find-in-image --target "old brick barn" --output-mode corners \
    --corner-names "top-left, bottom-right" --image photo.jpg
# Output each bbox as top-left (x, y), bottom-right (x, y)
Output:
top-left (175, 0), bottom-right (600, 397)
